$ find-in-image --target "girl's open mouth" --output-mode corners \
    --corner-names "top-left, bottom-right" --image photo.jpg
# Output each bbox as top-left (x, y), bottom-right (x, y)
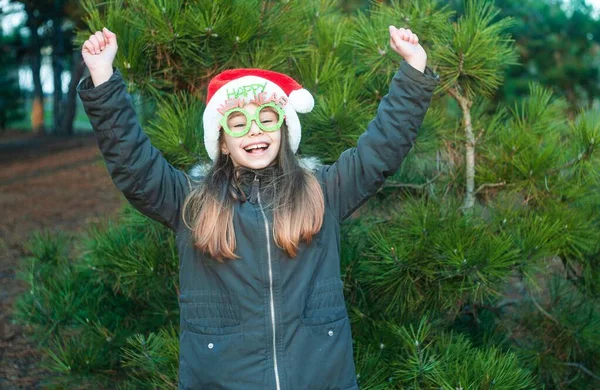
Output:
top-left (244, 143), bottom-right (270, 155)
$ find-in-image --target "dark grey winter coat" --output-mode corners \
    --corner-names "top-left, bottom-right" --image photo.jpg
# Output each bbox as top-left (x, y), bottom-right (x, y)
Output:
top-left (77, 60), bottom-right (438, 390)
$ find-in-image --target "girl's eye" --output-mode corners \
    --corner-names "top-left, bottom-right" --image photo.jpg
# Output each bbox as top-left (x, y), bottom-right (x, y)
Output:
top-left (227, 119), bottom-right (246, 129)
top-left (260, 114), bottom-right (277, 124)
top-left (226, 111), bottom-right (247, 129)
top-left (259, 107), bottom-right (279, 125)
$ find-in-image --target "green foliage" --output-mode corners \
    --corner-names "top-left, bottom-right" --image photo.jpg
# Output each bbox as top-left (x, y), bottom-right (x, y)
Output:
top-left (353, 318), bottom-right (536, 389)
top-left (431, 0), bottom-right (518, 98)
top-left (144, 93), bottom-right (207, 166)
top-left (121, 326), bottom-right (179, 389)
top-left (488, 0), bottom-right (600, 110)
top-left (352, 343), bottom-right (390, 389)
top-left (432, 333), bottom-right (535, 389)
top-left (340, 80), bottom-right (600, 381)
top-left (350, 0), bottom-right (453, 77)
top-left (14, 208), bottom-right (179, 388)
top-left (351, 198), bottom-right (519, 318)
top-left (569, 108), bottom-right (600, 185)
top-left (497, 277), bottom-right (600, 389)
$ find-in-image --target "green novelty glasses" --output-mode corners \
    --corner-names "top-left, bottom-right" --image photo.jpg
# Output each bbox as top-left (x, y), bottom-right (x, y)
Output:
top-left (220, 102), bottom-right (285, 138)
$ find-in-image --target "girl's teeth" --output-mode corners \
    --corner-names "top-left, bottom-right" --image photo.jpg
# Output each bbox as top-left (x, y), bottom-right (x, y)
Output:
top-left (244, 144), bottom-right (269, 155)
top-left (246, 144), bottom-right (267, 151)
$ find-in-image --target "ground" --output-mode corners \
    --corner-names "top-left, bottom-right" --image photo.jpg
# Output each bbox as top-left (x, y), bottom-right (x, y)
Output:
top-left (0, 131), bottom-right (123, 389)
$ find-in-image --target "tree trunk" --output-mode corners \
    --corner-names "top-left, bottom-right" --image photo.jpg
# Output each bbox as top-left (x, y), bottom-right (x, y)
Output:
top-left (448, 87), bottom-right (475, 212)
top-left (462, 102), bottom-right (475, 210)
top-left (52, 0), bottom-right (65, 134)
top-left (25, 4), bottom-right (45, 135)
top-left (61, 50), bottom-right (85, 135)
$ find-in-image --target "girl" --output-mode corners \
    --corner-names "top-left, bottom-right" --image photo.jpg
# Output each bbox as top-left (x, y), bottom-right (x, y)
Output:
top-left (79, 25), bottom-right (438, 390)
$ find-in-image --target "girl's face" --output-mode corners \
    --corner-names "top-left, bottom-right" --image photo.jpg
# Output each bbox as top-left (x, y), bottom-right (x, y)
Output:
top-left (220, 103), bottom-right (282, 170)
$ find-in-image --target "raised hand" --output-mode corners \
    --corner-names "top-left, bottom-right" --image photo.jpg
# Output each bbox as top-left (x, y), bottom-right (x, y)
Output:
top-left (82, 27), bottom-right (118, 86)
top-left (389, 26), bottom-right (427, 73)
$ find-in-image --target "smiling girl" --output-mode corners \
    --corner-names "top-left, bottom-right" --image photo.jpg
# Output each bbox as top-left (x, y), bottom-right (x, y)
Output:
top-left (78, 25), bottom-right (438, 390)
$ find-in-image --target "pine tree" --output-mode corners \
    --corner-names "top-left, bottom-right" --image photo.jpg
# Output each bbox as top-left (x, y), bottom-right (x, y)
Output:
top-left (15, 0), bottom-right (600, 388)
top-left (0, 28), bottom-right (26, 131)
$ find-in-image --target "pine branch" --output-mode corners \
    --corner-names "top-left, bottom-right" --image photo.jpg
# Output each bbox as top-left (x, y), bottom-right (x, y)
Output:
top-left (380, 173), bottom-right (442, 192)
top-left (546, 148), bottom-right (592, 175)
top-left (474, 181), bottom-right (506, 195)
top-left (475, 127), bottom-right (485, 143)
top-left (561, 363), bottom-right (600, 382)
top-left (529, 290), bottom-right (560, 326)
top-left (443, 169), bottom-right (460, 199)
top-left (259, 0), bottom-right (268, 29)
top-left (494, 298), bottom-right (520, 309)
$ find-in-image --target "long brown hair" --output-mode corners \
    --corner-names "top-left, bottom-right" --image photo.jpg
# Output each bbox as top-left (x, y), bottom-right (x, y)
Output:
top-left (182, 124), bottom-right (324, 260)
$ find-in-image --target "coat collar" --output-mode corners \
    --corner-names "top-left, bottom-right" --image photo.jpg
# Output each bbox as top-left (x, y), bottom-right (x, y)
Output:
top-left (187, 156), bottom-right (322, 182)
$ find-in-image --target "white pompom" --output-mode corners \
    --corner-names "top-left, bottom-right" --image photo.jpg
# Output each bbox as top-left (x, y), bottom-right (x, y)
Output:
top-left (288, 88), bottom-right (314, 113)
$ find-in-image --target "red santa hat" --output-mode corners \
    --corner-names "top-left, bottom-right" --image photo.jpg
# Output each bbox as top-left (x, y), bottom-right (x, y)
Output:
top-left (203, 68), bottom-right (314, 160)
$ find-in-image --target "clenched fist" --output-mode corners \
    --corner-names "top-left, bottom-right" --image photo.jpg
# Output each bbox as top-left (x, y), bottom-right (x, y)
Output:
top-left (389, 26), bottom-right (427, 73)
top-left (82, 27), bottom-right (118, 87)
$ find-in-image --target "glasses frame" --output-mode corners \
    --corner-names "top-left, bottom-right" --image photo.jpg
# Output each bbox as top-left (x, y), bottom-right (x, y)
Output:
top-left (220, 102), bottom-right (285, 138)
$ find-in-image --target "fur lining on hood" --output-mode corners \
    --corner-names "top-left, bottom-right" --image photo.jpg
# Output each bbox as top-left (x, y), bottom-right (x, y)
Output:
top-left (187, 156), bottom-right (323, 182)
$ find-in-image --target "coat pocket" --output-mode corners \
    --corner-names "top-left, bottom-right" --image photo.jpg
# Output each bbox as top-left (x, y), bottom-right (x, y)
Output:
top-left (302, 278), bottom-right (348, 325)
top-left (179, 290), bottom-right (243, 335)
top-left (178, 291), bottom-right (249, 389)
top-left (287, 278), bottom-right (357, 389)
top-left (179, 329), bottom-right (247, 389)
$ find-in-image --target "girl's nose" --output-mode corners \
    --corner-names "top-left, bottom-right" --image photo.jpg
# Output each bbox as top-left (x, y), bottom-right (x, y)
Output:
top-left (248, 120), bottom-right (263, 136)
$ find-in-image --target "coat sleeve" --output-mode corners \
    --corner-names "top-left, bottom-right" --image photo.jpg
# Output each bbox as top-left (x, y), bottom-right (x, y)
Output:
top-left (77, 69), bottom-right (191, 231)
top-left (318, 60), bottom-right (439, 221)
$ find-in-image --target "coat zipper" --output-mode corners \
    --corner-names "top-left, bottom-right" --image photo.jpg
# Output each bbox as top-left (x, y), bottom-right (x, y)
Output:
top-left (255, 176), bottom-right (281, 390)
